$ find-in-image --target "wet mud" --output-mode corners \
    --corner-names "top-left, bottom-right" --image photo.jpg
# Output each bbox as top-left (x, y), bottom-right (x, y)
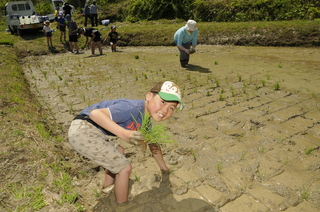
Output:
top-left (22, 45), bottom-right (320, 211)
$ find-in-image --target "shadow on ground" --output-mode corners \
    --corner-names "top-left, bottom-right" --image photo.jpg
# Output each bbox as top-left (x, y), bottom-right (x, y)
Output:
top-left (93, 172), bottom-right (216, 212)
top-left (186, 64), bottom-right (211, 73)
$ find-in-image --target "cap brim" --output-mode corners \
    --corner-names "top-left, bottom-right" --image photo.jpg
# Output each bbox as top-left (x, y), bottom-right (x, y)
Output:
top-left (159, 92), bottom-right (184, 110)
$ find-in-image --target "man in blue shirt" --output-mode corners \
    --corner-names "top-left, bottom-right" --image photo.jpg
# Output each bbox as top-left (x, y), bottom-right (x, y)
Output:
top-left (174, 20), bottom-right (199, 68)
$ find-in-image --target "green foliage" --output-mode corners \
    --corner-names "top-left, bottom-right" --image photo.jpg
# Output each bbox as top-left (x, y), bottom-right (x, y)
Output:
top-left (34, 1), bottom-right (54, 16)
top-left (3, 0), bottom-right (318, 22)
top-left (192, 0), bottom-right (320, 22)
top-left (99, 0), bottom-right (320, 22)
top-left (8, 184), bottom-right (47, 210)
top-left (126, 0), bottom-right (194, 22)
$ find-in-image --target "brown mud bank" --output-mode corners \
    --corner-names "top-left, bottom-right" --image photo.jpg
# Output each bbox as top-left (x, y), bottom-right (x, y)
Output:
top-left (22, 45), bottom-right (320, 211)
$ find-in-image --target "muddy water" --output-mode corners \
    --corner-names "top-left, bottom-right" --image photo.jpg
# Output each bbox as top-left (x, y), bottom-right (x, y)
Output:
top-left (22, 45), bottom-right (320, 211)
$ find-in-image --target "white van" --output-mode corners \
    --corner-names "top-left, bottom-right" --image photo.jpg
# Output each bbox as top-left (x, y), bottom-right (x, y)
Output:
top-left (5, 1), bottom-right (48, 35)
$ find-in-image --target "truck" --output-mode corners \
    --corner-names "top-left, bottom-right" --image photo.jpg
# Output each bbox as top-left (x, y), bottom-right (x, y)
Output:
top-left (5, 1), bottom-right (49, 35)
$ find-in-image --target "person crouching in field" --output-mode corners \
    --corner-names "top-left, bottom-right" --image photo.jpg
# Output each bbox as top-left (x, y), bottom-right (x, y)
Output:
top-left (77, 27), bottom-right (103, 55)
top-left (104, 25), bottom-right (119, 52)
top-left (174, 20), bottom-right (198, 68)
top-left (68, 81), bottom-right (184, 204)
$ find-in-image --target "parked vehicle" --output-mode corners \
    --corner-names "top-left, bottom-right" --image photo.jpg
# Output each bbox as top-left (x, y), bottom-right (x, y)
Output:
top-left (5, 1), bottom-right (48, 35)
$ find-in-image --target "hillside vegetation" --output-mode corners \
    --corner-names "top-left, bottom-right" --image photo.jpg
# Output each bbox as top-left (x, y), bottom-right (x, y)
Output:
top-left (1, 0), bottom-right (319, 22)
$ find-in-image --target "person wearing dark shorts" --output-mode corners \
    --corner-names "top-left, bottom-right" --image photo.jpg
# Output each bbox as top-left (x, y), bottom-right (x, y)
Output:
top-left (104, 25), bottom-right (119, 52)
top-left (66, 14), bottom-right (79, 53)
top-left (57, 11), bottom-right (66, 42)
top-left (78, 27), bottom-right (103, 55)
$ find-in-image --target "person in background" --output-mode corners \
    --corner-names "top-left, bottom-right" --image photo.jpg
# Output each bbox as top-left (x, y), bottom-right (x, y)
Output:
top-left (57, 11), bottom-right (66, 42)
top-left (68, 81), bottom-right (184, 204)
top-left (66, 14), bottom-right (79, 54)
top-left (83, 0), bottom-right (91, 27)
top-left (104, 25), bottom-right (119, 52)
top-left (54, 6), bottom-right (59, 24)
top-left (90, 1), bottom-right (102, 27)
top-left (174, 20), bottom-right (198, 68)
top-left (78, 27), bottom-right (103, 55)
top-left (63, 2), bottom-right (72, 17)
top-left (43, 20), bottom-right (53, 47)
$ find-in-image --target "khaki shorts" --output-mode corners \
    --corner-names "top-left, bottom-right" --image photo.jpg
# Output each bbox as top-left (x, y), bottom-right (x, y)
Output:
top-left (68, 119), bottom-right (129, 174)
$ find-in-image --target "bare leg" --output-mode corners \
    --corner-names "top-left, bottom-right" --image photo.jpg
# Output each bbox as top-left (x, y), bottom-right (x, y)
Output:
top-left (114, 164), bottom-right (132, 203)
top-left (103, 145), bottom-right (124, 187)
top-left (104, 170), bottom-right (115, 187)
top-left (74, 42), bottom-right (79, 52)
top-left (97, 42), bottom-right (102, 54)
top-left (91, 42), bottom-right (96, 54)
top-left (69, 42), bottom-right (73, 52)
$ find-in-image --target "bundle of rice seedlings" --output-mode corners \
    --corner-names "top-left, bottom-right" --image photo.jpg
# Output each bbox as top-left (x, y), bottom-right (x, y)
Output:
top-left (133, 112), bottom-right (175, 148)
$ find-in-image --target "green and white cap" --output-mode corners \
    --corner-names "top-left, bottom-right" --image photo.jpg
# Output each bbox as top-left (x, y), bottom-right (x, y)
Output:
top-left (150, 81), bottom-right (184, 110)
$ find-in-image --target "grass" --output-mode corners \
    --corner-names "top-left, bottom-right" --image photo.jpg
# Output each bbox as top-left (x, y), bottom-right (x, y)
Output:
top-left (0, 45), bottom-right (80, 211)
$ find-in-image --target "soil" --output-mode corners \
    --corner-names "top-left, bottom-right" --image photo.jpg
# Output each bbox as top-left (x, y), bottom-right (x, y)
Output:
top-left (21, 45), bottom-right (320, 212)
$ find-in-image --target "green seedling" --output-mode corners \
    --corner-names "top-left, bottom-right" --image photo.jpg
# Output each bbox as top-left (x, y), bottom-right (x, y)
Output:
top-left (219, 94), bottom-right (225, 101)
top-left (305, 147), bottom-right (313, 155)
top-left (136, 113), bottom-right (175, 146)
top-left (240, 151), bottom-right (247, 160)
top-left (231, 90), bottom-right (235, 97)
top-left (236, 134), bottom-right (243, 142)
top-left (274, 82), bottom-right (280, 90)
top-left (217, 162), bottom-right (223, 174)
top-left (190, 149), bottom-right (197, 161)
top-left (186, 73), bottom-right (191, 80)
top-left (300, 187), bottom-right (310, 200)
top-left (258, 147), bottom-right (265, 153)
top-left (267, 75), bottom-right (271, 80)
top-left (134, 172), bottom-right (140, 181)
top-left (214, 77), bottom-right (220, 87)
